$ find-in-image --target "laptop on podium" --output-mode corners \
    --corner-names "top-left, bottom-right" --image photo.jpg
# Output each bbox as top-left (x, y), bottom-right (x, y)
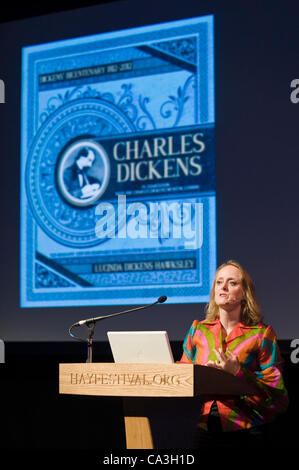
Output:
top-left (107, 331), bottom-right (174, 364)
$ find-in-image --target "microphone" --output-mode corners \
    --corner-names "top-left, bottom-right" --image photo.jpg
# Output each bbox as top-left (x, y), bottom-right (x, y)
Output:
top-left (69, 295), bottom-right (167, 330)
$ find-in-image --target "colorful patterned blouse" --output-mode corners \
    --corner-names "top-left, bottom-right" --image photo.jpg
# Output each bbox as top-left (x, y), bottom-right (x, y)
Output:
top-left (180, 318), bottom-right (289, 432)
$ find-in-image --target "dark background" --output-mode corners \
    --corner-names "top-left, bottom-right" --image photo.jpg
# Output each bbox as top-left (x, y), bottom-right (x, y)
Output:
top-left (0, 0), bottom-right (298, 454)
top-left (1, 0), bottom-right (299, 342)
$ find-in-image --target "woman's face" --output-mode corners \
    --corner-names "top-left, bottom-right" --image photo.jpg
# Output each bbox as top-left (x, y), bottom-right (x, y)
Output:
top-left (214, 265), bottom-right (244, 310)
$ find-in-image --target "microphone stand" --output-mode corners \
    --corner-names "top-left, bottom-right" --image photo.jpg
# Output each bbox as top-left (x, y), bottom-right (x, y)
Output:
top-left (86, 322), bottom-right (95, 363)
top-left (68, 296), bottom-right (167, 363)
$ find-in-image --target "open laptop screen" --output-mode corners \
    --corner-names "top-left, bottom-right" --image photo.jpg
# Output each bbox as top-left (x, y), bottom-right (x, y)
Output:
top-left (107, 331), bottom-right (174, 364)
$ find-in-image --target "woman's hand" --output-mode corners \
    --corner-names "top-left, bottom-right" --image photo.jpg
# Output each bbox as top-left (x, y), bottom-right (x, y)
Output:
top-left (205, 348), bottom-right (240, 375)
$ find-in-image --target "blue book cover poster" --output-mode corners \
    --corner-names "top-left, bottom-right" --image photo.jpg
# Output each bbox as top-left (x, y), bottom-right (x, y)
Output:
top-left (20, 15), bottom-right (216, 307)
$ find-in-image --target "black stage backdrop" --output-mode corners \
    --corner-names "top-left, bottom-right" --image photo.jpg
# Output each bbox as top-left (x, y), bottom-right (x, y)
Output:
top-left (0, 0), bottom-right (298, 341)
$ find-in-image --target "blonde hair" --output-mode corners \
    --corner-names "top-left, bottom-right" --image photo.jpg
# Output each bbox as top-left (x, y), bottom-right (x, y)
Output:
top-left (205, 260), bottom-right (263, 326)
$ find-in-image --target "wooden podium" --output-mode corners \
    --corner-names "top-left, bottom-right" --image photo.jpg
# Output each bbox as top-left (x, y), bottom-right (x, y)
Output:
top-left (59, 363), bottom-right (255, 449)
top-left (59, 363), bottom-right (254, 449)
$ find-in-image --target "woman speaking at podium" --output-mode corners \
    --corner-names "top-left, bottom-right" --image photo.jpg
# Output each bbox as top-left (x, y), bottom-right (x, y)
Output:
top-left (180, 260), bottom-right (289, 449)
